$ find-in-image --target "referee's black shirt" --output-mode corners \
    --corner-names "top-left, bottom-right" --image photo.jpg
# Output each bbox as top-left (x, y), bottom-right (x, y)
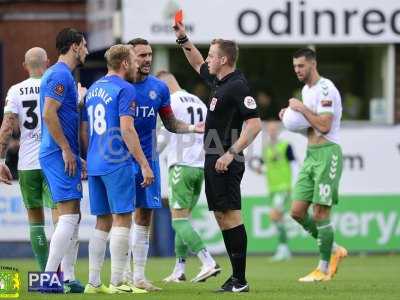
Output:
top-left (199, 63), bottom-right (259, 156)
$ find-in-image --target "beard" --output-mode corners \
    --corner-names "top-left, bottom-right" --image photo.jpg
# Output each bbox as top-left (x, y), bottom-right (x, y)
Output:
top-left (138, 64), bottom-right (151, 75)
top-left (75, 53), bottom-right (85, 68)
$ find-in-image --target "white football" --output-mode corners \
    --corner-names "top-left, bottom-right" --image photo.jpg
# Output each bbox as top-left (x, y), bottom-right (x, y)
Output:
top-left (282, 107), bottom-right (310, 132)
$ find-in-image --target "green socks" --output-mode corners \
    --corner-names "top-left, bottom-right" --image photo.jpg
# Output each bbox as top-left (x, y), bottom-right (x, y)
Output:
top-left (275, 221), bottom-right (288, 244)
top-left (29, 222), bottom-right (49, 271)
top-left (298, 213), bottom-right (318, 239)
top-left (316, 219), bottom-right (334, 262)
top-left (172, 218), bottom-right (205, 255)
top-left (175, 232), bottom-right (189, 258)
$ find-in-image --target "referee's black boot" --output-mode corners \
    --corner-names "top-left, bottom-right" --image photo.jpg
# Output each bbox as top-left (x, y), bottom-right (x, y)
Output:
top-left (216, 276), bottom-right (249, 293)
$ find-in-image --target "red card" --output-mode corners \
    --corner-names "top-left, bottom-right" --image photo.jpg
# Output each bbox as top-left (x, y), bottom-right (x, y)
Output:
top-left (174, 9), bottom-right (183, 25)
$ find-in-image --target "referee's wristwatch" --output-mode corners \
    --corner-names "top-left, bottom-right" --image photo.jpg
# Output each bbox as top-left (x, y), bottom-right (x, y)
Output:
top-left (228, 147), bottom-right (238, 155)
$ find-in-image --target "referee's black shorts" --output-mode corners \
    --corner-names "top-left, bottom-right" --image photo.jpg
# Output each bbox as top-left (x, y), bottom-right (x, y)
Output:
top-left (204, 155), bottom-right (245, 211)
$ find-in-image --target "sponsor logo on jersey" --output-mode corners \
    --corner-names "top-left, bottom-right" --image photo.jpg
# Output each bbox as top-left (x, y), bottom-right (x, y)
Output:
top-left (210, 97), bottom-right (218, 111)
top-left (149, 90), bottom-right (157, 100)
top-left (321, 100), bottom-right (332, 107)
top-left (244, 96), bottom-right (257, 109)
top-left (54, 84), bottom-right (65, 96)
top-left (134, 106), bottom-right (156, 118)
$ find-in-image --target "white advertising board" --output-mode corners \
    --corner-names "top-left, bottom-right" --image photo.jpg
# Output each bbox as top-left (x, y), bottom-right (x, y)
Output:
top-left (122, 0), bottom-right (400, 44)
top-left (1, 126), bottom-right (399, 241)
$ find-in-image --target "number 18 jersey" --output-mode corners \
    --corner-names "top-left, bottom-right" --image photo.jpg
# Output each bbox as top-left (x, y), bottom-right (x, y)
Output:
top-left (83, 75), bottom-right (137, 176)
top-left (4, 77), bottom-right (41, 170)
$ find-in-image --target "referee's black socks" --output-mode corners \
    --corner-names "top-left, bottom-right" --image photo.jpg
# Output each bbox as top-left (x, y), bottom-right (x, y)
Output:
top-left (222, 224), bottom-right (247, 284)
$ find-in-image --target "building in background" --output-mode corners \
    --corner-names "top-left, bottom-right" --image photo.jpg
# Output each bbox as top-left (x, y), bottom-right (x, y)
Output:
top-left (0, 0), bottom-right (87, 116)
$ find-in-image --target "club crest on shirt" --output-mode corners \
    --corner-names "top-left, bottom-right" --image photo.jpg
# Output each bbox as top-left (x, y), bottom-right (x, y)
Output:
top-left (209, 97), bottom-right (218, 111)
top-left (55, 84), bottom-right (65, 96)
top-left (321, 100), bottom-right (332, 107)
top-left (148, 90), bottom-right (157, 100)
top-left (244, 96), bottom-right (257, 109)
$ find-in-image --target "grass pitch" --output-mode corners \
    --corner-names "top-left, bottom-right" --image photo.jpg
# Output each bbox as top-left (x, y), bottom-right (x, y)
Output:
top-left (1, 255), bottom-right (399, 300)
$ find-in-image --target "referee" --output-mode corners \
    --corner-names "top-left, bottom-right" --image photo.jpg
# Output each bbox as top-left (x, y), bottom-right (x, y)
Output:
top-left (173, 22), bottom-right (262, 292)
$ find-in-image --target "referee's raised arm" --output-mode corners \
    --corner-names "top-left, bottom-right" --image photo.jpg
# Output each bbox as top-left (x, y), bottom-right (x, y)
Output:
top-left (173, 22), bottom-right (204, 74)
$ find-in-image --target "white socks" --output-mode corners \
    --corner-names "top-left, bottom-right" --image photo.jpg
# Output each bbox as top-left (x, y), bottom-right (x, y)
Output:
top-left (123, 228), bottom-right (133, 283)
top-left (197, 248), bottom-right (215, 267)
top-left (318, 260), bottom-right (329, 274)
top-left (61, 223), bottom-right (79, 282)
top-left (88, 229), bottom-right (109, 287)
top-left (174, 258), bottom-right (186, 275)
top-left (110, 226), bottom-right (130, 286)
top-left (132, 224), bottom-right (150, 282)
top-left (282, 107), bottom-right (310, 132)
top-left (45, 214), bottom-right (80, 272)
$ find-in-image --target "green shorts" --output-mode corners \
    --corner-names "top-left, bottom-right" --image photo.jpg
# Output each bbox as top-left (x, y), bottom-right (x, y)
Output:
top-left (168, 165), bottom-right (204, 210)
top-left (18, 169), bottom-right (56, 209)
top-left (292, 142), bottom-right (343, 206)
top-left (268, 191), bottom-right (291, 212)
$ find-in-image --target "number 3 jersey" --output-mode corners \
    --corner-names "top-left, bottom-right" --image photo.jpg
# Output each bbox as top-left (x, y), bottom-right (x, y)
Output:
top-left (4, 77), bottom-right (41, 170)
top-left (162, 90), bottom-right (207, 169)
top-left (82, 75), bottom-right (137, 176)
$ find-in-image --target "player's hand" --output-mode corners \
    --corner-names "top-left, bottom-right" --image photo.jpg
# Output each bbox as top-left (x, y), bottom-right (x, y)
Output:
top-left (140, 164), bottom-right (154, 188)
top-left (78, 82), bottom-right (87, 108)
top-left (279, 108), bottom-right (287, 120)
top-left (0, 163), bottom-right (13, 185)
top-left (289, 98), bottom-right (305, 113)
top-left (80, 158), bottom-right (87, 180)
top-left (215, 152), bottom-right (234, 173)
top-left (173, 20), bottom-right (187, 39)
top-left (194, 122), bottom-right (205, 133)
top-left (255, 167), bottom-right (263, 175)
top-left (62, 148), bottom-right (77, 177)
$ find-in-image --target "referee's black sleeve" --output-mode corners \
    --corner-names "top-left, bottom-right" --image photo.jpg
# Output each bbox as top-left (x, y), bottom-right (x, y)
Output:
top-left (231, 80), bottom-right (260, 120)
top-left (199, 63), bottom-right (215, 87)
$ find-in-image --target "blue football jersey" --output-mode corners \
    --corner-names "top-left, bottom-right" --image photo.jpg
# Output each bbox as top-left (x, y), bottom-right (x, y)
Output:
top-left (132, 75), bottom-right (171, 160)
top-left (39, 62), bottom-right (79, 158)
top-left (83, 75), bottom-right (136, 176)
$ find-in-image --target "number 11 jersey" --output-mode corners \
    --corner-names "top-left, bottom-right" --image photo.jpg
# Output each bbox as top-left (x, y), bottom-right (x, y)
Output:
top-left (83, 75), bottom-right (137, 176)
top-left (165, 90), bottom-right (207, 169)
top-left (4, 77), bottom-right (41, 170)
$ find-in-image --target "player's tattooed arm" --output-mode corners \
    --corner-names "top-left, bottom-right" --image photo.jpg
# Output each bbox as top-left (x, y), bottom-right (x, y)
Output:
top-left (0, 113), bottom-right (18, 159)
top-left (160, 112), bottom-right (191, 133)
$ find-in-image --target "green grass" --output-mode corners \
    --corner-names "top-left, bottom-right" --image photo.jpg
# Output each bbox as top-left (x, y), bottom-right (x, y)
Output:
top-left (1, 255), bottom-right (399, 300)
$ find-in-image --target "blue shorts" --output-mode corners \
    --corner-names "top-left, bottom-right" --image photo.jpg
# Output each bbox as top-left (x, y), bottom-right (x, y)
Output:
top-left (89, 164), bottom-right (136, 216)
top-left (135, 160), bottom-right (162, 209)
top-left (40, 151), bottom-right (82, 202)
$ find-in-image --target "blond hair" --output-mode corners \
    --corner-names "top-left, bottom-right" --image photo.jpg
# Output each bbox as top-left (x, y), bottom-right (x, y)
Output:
top-left (104, 44), bottom-right (132, 71)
